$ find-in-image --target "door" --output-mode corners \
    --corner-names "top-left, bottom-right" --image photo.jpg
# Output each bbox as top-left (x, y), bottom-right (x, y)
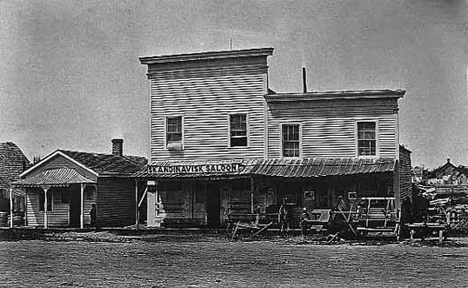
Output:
top-left (192, 181), bottom-right (207, 223)
top-left (69, 186), bottom-right (80, 227)
top-left (206, 182), bottom-right (221, 228)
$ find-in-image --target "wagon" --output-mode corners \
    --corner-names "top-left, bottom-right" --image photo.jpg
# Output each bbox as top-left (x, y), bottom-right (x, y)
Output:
top-left (330, 197), bottom-right (401, 239)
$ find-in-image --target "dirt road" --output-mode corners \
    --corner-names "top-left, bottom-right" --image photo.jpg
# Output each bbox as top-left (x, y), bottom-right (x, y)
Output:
top-left (1, 236), bottom-right (467, 287)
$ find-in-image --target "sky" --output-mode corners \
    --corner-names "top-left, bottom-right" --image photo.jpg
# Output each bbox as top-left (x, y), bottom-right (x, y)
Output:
top-left (0, 0), bottom-right (467, 169)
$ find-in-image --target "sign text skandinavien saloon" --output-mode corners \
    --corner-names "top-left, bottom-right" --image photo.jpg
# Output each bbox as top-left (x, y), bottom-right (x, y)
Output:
top-left (147, 163), bottom-right (245, 174)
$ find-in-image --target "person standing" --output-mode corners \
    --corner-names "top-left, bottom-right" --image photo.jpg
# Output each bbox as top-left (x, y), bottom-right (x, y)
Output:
top-left (300, 207), bottom-right (311, 239)
top-left (90, 203), bottom-right (97, 230)
top-left (278, 200), bottom-right (290, 237)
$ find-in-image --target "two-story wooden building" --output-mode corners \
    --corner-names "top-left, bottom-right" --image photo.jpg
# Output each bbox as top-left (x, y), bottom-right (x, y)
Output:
top-left (134, 48), bottom-right (411, 228)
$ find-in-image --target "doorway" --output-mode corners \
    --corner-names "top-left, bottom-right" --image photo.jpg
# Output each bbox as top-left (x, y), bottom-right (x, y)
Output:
top-left (69, 186), bottom-right (80, 227)
top-left (206, 182), bottom-right (221, 228)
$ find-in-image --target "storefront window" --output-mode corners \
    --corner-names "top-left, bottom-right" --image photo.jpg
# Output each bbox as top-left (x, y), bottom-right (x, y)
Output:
top-left (195, 182), bottom-right (206, 203)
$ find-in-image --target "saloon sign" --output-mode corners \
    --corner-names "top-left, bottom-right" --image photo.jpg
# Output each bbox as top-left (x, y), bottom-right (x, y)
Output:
top-left (147, 162), bottom-right (245, 174)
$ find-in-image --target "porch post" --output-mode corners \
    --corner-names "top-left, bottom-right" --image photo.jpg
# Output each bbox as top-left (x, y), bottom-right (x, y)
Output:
top-left (250, 178), bottom-right (255, 214)
top-left (9, 188), bottom-right (13, 228)
top-left (135, 180), bottom-right (139, 230)
top-left (80, 184), bottom-right (84, 229)
top-left (43, 186), bottom-right (50, 229)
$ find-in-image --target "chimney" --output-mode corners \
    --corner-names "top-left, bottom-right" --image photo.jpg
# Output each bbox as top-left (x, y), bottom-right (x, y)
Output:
top-left (447, 157), bottom-right (451, 164)
top-left (112, 139), bottom-right (123, 156)
top-left (302, 66), bottom-right (307, 93)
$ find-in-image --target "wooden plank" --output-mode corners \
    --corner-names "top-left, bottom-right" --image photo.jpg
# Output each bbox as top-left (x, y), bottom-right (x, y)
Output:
top-left (251, 222), bottom-right (273, 238)
top-left (80, 184), bottom-right (84, 229)
top-left (356, 227), bottom-right (395, 232)
top-left (9, 188), bottom-right (13, 228)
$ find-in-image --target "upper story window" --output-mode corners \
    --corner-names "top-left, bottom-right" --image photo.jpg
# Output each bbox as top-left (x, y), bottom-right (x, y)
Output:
top-left (282, 124), bottom-right (300, 158)
top-left (166, 116), bottom-right (183, 150)
top-left (229, 114), bottom-right (248, 147)
top-left (357, 121), bottom-right (377, 156)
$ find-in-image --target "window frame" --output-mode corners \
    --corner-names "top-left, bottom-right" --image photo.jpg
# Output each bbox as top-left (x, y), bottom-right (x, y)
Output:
top-left (280, 122), bottom-right (302, 159)
top-left (85, 186), bottom-right (95, 201)
top-left (228, 112), bottom-right (249, 148)
top-left (39, 191), bottom-right (53, 212)
top-left (164, 115), bottom-right (184, 150)
top-left (356, 119), bottom-right (379, 157)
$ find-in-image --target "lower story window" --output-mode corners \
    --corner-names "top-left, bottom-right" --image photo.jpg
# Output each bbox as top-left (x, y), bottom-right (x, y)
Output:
top-left (39, 192), bottom-right (53, 211)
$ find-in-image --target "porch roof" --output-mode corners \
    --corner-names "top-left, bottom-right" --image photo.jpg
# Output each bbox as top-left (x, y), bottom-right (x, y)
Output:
top-left (12, 168), bottom-right (96, 188)
top-left (250, 158), bottom-right (396, 178)
top-left (132, 158), bottom-right (396, 179)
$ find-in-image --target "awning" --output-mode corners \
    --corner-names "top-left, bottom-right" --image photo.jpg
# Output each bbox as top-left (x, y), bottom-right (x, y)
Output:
top-left (13, 168), bottom-right (96, 188)
top-left (250, 158), bottom-right (396, 178)
top-left (133, 158), bottom-right (396, 179)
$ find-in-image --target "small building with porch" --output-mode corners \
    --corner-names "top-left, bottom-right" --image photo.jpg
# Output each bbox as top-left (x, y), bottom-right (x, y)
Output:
top-left (13, 139), bottom-right (146, 228)
top-left (135, 47), bottom-right (412, 230)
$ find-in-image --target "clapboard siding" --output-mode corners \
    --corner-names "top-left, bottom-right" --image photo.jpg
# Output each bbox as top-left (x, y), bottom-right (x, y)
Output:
top-left (149, 74), bottom-right (266, 162)
top-left (28, 154), bottom-right (97, 182)
top-left (26, 189), bottom-right (41, 226)
top-left (96, 178), bottom-right (135, 227)
top-left (267, 99), bottom-right (399, 159)
top-left (26, 189), bottom-right (69, 227)
top-left (148, 65), bottom-right (267, 80)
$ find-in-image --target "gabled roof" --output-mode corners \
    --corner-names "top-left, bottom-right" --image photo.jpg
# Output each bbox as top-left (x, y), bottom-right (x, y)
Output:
top-left (59, 150), bottom-right (147, 176)
top-left (457, 165), bottom-right (468, 177)
top-left (428, 160), bottom-right (459, 179)
top-left (20, 149), bottom-right (147, 178)
top-left (0, 142), bottom-right (31, 189)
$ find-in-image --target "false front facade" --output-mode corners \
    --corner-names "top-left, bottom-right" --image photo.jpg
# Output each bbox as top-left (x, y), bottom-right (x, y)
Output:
top-left (135, 48), bottom-right (411, 228)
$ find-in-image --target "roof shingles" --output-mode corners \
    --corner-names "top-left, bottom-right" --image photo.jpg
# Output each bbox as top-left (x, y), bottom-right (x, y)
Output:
top-left (59, 150), bottom-right (147, 176)
top-left (0, 142), bottom-right (31, 190)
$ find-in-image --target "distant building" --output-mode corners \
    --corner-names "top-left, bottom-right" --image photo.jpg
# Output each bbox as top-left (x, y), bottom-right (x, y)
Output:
top-left (0, 142), bottom-right (30, 225)
top-left (13, 140), bottom-right (146, 228)
top-left (421, 158), bottom-right (468, 199)
top-left (135, 48), bottom-right (412, 228)
top-left (427, 158), bottom-right (468, 185)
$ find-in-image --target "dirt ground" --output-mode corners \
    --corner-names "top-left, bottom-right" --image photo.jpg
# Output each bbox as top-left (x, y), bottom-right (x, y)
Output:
top-left (1, 233), bottom-right (467, 287)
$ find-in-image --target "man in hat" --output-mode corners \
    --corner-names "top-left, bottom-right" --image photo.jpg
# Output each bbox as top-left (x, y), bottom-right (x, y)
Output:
top-left (90, 203), bottom-right (97, 229)
top-left (300, 207), bottom-right (311, 239)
